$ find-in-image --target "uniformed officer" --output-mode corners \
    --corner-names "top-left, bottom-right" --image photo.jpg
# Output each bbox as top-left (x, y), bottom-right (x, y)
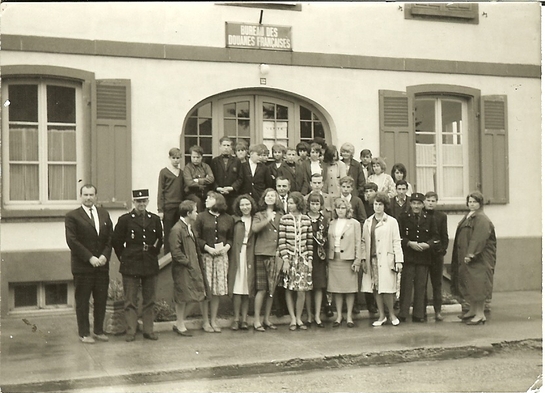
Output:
top-left (397, 192), bottom-right (439, 323)
top-left (113, 189), bottom-right (163, 341)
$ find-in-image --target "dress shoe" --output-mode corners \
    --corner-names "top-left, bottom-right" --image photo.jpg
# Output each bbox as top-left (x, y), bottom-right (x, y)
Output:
top-left (435, 312), bottom-right (444, 322)
top-left (466, 317), bottom-right (486, 325)
top-left (80, 336), bottom-right (95, 344)
top-left (92, 333), bottom-right (109, 342)
top-left (297, 322), bottom-right (308, 330)
top-left (332, 318), bottom-right (343, 328)
top-left (391, 317), bottom-right (400, 326)
top-left (240, 322), bottom-right (249, 330)
top-left (254, 324), bottom-right (266, 332)
top-left (263, 322), bottom-right (277, 330)
top-left (143, 332), bottom-right (159, 340)
top-left (173, 325), bottom-right (192, 337)
top-left (315, 321), bottom-right (325, 328)
top-left (412, 317), bottom-right (426, 323)
top-left (372, 317), bottom-right (387, 327)
top-left (289, 323), bottom-right (297, 331)
top-left (125, 334), bottom-right (135, 342)
top-left (231, 321), bottom-right (240, 331)
top-left (347, 321), bottom-right (356, 328)
top-left (325, 303), bottom-right (334, 318)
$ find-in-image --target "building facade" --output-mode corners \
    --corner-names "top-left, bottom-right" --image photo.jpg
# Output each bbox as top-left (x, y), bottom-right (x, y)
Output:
top-left (1, 2), bottom-right (541, 317)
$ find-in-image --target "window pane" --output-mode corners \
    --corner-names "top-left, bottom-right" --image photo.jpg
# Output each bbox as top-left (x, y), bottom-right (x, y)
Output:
top-left (45, 283), bottom-right (68, 305)
top-left (300, 106), bottom-right (311, 120)
top-left (49, 165), bottom-right (77, 200)
top-left (47, 85), bottom-right (75, 123)
top-left (48, 126), bottom-right (76, 162)
top-left (237, 101), bottom-right (250, 118)
top-left (9, 125), bottom-right (39, 161)
top-left (199, 118), bottom-right (212, 135)
top-left (263, 102), bottom-right (275, 119)
top-left (200, 137), bottom-right (212, 154)
top-left (416, 167), bottom-right (436, 194)
top-left (416, 144), bottom-right (437, 165)
top-left (9, 84), bottom-right (38, 122)
top-left (224, 103), bottom-right (236, 118)
top-left (415, 99), bottom-right (435, 133)
top-left (10, 164), bottom-right (39, 200)
top-left (263, 121), bottom-right (276, 138)
top-left (443, 167), bottom-right (464, 198)
top-left (14, 284), bottom-right (38, 308)
top-left (416, 134), bottom-right (435, 144)
top-left (185, 137), bottom-right (198, 152)
top-left (277, 104), bottom-right (288, 120)
top-left (277, 121), bottom-right (288, 138)
top-left (198, 103), bottom-right (212, 118)
top-left (300, 121), bottom-right (312, 139)
top-left (185, 117), bottom-right (197, 135)
top-left (238, 120), bottom-right (250, 137)
top-left (442, 145), bottom-right (463, 166)
top-left (224, 119), bottom-right (236, 135)
top-left (314, 122), bottom-right (324, 139)
top-left (263, 139), bottom-right (275, 154)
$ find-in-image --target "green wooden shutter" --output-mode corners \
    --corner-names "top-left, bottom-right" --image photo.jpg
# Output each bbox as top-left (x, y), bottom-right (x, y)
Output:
top-left (93, 79), bottom-right (131, 208)
top-left (480, 95), bottom-right (508, 204)
top-left (379, 90), bottom-right (416, 187)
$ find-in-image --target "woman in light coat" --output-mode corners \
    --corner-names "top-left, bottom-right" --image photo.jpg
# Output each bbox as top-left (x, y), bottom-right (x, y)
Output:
top-left (361, 192), bottom-right (404, 327)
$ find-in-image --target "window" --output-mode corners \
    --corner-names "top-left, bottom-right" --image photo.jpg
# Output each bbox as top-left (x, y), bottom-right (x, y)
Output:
top-left (379, 86), bottom-right (508, 207)
top-left (3, 80), bottom-right (82, 206)
top-left (405, 3), bottom-right (479, 24)
top-left (182, 91), bottom-right (330, 159)
top-left (2, 66), bottom-right (132, 217)
top-left (9, 281), bottom-right (73, 312)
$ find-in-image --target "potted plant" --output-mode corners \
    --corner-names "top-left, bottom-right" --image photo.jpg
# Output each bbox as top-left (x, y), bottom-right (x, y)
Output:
top-left (103, 278), bottom-right (126, 335)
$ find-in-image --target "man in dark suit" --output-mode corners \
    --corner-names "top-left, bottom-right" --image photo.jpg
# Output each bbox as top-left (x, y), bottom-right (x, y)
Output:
top-left (389, 180), bottom-right (411, 220)
top-left (424, 191), bottom-right (449, 321)
top-left (65, 184), bottom-right (113, 344)
top-left (240, 143), bottom-right (274, 202)
top-left (210, 136), bottom-right (243, 214)
top-left (113, 189), bottom-right (163, 342)
top-left (397, 193), bottom-right (439, 323)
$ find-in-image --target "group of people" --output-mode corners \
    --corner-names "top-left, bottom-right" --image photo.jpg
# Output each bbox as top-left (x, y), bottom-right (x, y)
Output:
top-left (65, 136), bottom-right (497, 343)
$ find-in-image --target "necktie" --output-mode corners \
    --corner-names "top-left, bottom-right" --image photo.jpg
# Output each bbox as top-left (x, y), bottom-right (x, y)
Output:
top-left (89, 207), bottom-right (98, 234)
top-left (188, 224), bottom-right (194, 239)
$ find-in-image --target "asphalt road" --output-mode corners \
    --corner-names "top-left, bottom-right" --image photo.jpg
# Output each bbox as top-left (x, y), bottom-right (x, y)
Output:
top-left (67, 345), bottom-right (542, 393)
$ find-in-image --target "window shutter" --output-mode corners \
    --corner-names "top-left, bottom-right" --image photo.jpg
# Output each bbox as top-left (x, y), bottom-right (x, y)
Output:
top-left (480, 95), bottom-right (508, 204)
top-left (379, 90), bottom-right (416, 187)
top-left (93, 79), bottom-right (131, 208)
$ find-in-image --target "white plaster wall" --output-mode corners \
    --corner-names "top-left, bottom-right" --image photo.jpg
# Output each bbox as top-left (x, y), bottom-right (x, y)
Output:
top-left (0, 2), bottom-right (540, 65)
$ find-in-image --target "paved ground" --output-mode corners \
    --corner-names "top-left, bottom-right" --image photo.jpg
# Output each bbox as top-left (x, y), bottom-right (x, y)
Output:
top-left (0, 291), bottom-right (541, 393)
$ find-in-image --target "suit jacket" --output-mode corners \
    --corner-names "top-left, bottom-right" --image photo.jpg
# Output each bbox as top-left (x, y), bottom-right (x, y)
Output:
top-left (276, 162), bottom-right (309, 195)
top-left (210, 155), bottom-right (243, 192)
top-left (65, 206), bottom-right (113, 275)
top-left (425, 208), bottom-right (449, 256)
top-left (327, 218), bottom-right (362, 261)
top-left (398, 209), bottom-right (439, 265)
top-left (113, 209), bottom-right (163, 276)
top-left (347, 195), bottom-right (367, 226)
top-left (389, 196), bottom-right (410, 220)
top-left (240, 161), bottom-right (274, 202)
top-left (343, 158), bottom-right (366, 198)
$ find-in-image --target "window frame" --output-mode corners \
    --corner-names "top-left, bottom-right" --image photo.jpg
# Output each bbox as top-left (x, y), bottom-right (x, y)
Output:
top-left (1, 65), bottom-right (94, 219)
top-left (9, 280), bottom-right (74, 314)
top-left (404, 3), bottom-right (479, 24)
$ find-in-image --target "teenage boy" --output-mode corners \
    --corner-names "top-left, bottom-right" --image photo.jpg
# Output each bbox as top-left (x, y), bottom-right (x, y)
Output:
top-left (304, 173), bottom-right (332, 218)
top-left (277, 146), bottom-right (309, 195)
top-left (424, 191), bottom-right (449, 321)
top-left (390, 180), bottom-right (411, 220)
top-left (183, 145), bottom-right (215, 212)
top-left (339, 176), bottom-right (366, 225)
top-left (296, 141), bottom-right (310, 164)
top-left (240, 143), bottom-right (273, 202)
top-left (362, 182), bottom-right (379, 218)
top-left (269, 143), bottom-right (287, 182)
top-left (359, 149), bottom-right (373, 185)
top-left (211, 137), bottom-right (243, 214)
top-left (397, 193), bottom-right (439, 323)
top-left (302, 142), bottom-right (323, 193)
top-left (235, 141), bottom-right (249, 164)
top-left (157, 147), bottom-right (184, 254)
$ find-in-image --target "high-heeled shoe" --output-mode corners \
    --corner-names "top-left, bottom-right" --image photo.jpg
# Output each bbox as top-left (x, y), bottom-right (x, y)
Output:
top-left (458, 313), bottom-right (476, 321)
top-left (466, 317), bottom-right (486, 325)
top-left (372, 317), bottom-right (387, 327)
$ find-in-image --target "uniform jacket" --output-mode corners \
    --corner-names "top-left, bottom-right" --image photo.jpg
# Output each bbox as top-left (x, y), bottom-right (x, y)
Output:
top-left (112, 209), bottom-right (163, 276)
top-left (65, 206), bottom-right (113, 275)
top-left (240, 161), bottom-right (274, 202)
top-left (327, 218), bottom-right (362, 261)
top-left (252, 210), bottom-right (282, 256)
top-left (169, 219), bottom-right (208, 303)
top-left (425, 208), bottom-right (449, 256)
top-left (276, 161), bottom-right (309, 195)
top-left (398, 209), bottom-right (439, 265)
top-left (210, 155), bottom-right (243, 192)
top-left (228, 216), bottom-right (256, 296)
top-left (361, 214), bottom-right (404, 293)
top-left (343, 158), bottom-right (366, 198)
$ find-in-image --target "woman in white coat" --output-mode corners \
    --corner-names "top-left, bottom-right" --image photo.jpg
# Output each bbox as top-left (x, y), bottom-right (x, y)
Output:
top-left (361, 192), bottom-right (404, 327)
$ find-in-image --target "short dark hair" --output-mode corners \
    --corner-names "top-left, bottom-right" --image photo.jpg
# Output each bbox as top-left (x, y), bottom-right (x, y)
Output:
top-left (322, 145), bottom-right (339, 164)
top-left (391, 163), bottom-right (408, 180)
top-left (307, 191), bottom-right (324, 208)
top-left (296, 141), bottom-right (310, 154)
top-left (310, 143), bottom-right (322, 154)
top-left (395, 179), bottom-right (409, 189)
top-left (363, 182), bottom-right (378, 192)
top-left (374, 192), bottom-right (390, 209)
top-left (189, 145), bottom-right (203, 156)
top-left (425, 191), bottom-right (439, 200)
top-left (287, 191), bottom-right (306, 213)
top-left (207, 191), bottom-right (228, 213)
top-left (340, 175), bottom-right (354, 187)
top-left (219, 136), bottom-right (233, 145)
top-left (168, 147), bottom-right (181, 157)
top-left (466, 191), bottom-right (484, 208)
top-left (232, 194), bottom-right (257, 217)
top-left (360, 149), bottom-right (372, 158)
top-left (313, 136), bottom-right (327, 149)
top-left (276, 176), bottom-right (291, 187)
top-left (80, 184), bottom-right (97, 195)
top-left (179, 200), bottom-right (196, 218)
top-left (272, 143), bottom-right (287, 154)
top-left (235, 141), bottom-right (248, 151)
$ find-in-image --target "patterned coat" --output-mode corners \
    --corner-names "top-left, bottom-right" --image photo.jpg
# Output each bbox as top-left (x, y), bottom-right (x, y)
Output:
top-left (279, 213), bottom-right (314, 291)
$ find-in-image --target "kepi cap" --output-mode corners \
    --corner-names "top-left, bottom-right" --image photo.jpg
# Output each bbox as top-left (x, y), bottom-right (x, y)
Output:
top-left (132, 189), bottom-right (149, 200)
top-left (410, 192), bottom-right (425, 202)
